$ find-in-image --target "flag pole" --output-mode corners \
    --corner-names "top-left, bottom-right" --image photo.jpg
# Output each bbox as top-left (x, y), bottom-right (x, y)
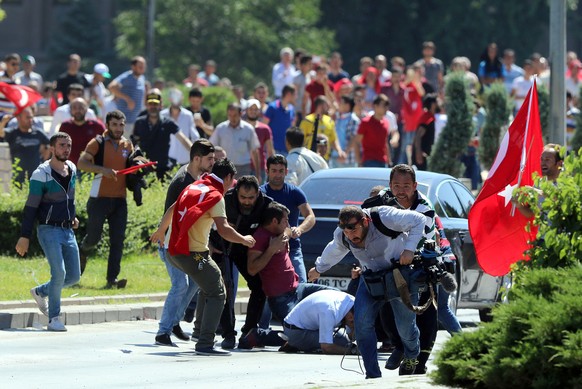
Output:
top-left (510, 77), bottom-right (537, 217)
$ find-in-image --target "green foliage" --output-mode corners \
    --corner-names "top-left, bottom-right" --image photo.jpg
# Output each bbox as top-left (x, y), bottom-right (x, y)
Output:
top-left (428, 72), bottom-right (474, 177)
top-left (570, 84), bottom-right (582, 152)
top-left (162, 85), bottom-right (236, 127)
top-left (0, 172), bottom-right (166, 258)
top-left (479, 83), bottom-right (511, 170)
top-left (536, 83), bottom-right (550, 142)
top-left (433, 266), bottom-right (582, 389)
top-left (114, 0), bottom-right (335, 90)
top-left (0, 1), bottom-right (5, 22)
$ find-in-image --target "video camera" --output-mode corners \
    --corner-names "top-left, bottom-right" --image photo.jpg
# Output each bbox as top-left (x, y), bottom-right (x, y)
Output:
top-left (412, 239), bottom-right (457, 293)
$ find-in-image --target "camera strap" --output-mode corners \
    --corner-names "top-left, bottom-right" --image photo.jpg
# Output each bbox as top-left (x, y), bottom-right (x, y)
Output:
top-left (392, 268), bottom-right (435, 314)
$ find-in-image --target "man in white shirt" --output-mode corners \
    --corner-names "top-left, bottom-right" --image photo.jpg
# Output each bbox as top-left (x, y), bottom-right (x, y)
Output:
top-left (511, 60), bottom-right (535, 112)
top-left (282, 289), bottom-right (355, 354)
top-left (285, 126), bottom-right (328, 186)
top-left (50, 83), bottom-right (97, 135)
top-left (161, 87), bottom-right (200, 165)
top-left (272, 47), bottom-right (296, 99)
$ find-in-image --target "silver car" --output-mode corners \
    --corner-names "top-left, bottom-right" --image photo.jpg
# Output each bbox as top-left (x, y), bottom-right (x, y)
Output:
top-left (299, 167), bottom-right (505, 319)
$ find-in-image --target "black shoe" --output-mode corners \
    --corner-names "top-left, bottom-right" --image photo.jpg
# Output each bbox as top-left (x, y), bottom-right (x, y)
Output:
top-left (155, 333), bottom-right (177, 347)
top-left (413, 364), bottom-right (427, 375)
top-left (398, 358), bottom-right (418, 375)
top-left (278, 342), bottom-right (299, 353)
top-left (237, 328), bottom-right (262, 350)
top-left (385, 349), bottom-right (404, 370)
top-left (106, 279), bottom-right (128, 289)
top-left (79, 253), bottom-right (87, 275)
top-left (172, 325), bottom-right (190, 341)
top-left (183, 308), bottom-right (194, 323)
top-left (221, 336), bottom-right (236, 350)
top-left (195, 347), bottom-right (231, 356)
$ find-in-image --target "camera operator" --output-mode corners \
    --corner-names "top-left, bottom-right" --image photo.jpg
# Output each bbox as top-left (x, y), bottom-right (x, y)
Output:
top-left (308, 205), bottom-right (425, 378)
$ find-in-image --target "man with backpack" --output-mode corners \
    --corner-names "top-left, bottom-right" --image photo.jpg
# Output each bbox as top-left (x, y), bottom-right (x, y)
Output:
top-left (77, 110), bottom-right (133, 289)
top-left (308, 204), bottom-right (426, 378)
top-left (284, 126), bottom-right (328, 186)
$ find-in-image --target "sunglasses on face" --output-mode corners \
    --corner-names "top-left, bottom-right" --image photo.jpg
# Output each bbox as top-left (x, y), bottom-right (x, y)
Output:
top-left (338, 219), bottom-right (363, 231)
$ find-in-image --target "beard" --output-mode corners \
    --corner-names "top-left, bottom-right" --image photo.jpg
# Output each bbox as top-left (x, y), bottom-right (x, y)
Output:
top-left (55, 153), bottom-right (69, 162)
top-left (247, 115), bottom-right (259, 121)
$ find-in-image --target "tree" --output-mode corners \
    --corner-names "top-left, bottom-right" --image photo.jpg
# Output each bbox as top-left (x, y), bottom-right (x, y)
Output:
top-left (428, 72), bottom-right (474, 177)
top-left (479, 83), bottom-right (511, 170)
top-left (114, 0), bottom-right (335, 89)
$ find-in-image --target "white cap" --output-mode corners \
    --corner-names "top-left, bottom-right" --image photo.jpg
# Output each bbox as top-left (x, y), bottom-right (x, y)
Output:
top-left (93, 63), bottom-right (111, 78)
top-left (246, 99), bottom-right (261, 109)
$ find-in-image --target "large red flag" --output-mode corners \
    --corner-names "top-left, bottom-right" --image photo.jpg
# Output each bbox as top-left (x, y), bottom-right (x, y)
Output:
top-left (468, 80), bottom-right (544, 276)
top-left (0, 82), bottom-right (42, 115)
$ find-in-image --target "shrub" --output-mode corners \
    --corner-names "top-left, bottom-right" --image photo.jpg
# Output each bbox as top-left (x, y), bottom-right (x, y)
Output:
top-left (479, 83), bottom-right (511, 170)
top-left (432, 266), bottom-right (582, 389)
top-left (428, 71), bottom-right (474, 177)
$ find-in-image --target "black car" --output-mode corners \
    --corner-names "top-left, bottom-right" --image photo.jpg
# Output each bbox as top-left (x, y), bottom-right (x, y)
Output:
top-left (299, 167), bottom-right (506, 317)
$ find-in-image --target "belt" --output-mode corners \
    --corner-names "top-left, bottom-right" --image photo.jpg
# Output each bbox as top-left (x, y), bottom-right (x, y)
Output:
top-left (41, 220), bottom-right (73, 228)
top-left (283, 321), bottom-right (301, 330)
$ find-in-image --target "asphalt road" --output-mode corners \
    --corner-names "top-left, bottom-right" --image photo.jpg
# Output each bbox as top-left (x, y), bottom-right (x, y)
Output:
top-left (0, 310), bottom-right (479, 389)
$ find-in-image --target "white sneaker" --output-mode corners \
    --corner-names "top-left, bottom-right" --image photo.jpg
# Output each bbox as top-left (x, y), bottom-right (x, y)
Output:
top-left (47, 317), bottom-right (67, 332)
top-left (30, 287), bottom-right (48, 317)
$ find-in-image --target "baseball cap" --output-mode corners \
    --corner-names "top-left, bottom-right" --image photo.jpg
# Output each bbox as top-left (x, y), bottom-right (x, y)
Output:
top-left (146, 92), bottom-right (162, 104)
top-left (94, 63), bottom-right (111, 78)
top-left (23, 55), bottom-right (36, 65)
top-left (246, 99), bottom-right (261, 109)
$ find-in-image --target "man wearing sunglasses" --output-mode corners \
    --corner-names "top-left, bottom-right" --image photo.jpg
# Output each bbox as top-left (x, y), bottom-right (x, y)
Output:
top-left (308, 205), bottom-right (425, 378)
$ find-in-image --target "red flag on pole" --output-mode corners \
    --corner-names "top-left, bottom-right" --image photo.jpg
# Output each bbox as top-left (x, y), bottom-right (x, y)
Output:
top-left (468, 79), bottom-right (544, 276)
top-left (0, 82), bottom-right (42, 115)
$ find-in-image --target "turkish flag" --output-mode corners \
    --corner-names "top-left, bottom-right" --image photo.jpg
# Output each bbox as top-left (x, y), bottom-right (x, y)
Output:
top-left (0, 82), bottom-right (42, 115)
top-left (468, 80), bottom-right (544, 276)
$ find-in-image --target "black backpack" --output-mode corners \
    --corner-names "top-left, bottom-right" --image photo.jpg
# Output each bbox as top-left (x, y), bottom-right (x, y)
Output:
top-left (341, 206), bottom-right (402, 249)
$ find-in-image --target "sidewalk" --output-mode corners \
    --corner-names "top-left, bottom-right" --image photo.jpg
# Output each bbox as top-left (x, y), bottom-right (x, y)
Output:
top-left (0, 288), bottom-right (250, 330)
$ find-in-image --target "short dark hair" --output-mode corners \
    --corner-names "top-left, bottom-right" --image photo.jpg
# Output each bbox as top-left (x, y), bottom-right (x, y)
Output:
top-left (50, 132), bottom-right (71, 147)
top-left (338, 206), bottom-right (365, 225)
top-left (373, 94), bottom-right (390, 107)
top-left (105, 110), bottom-right (126, 126)
top-left (67, 83), bottom-right (84, 94)
top-left (285, 127), bottom-right (304, 148)
top-left (131, 56), bottom-right (145, 66)
top-left (261, 202), bottom-right (290, 226)
top-left (267, 154), bottom-right (288, 169)
top-left (300, 54), bottom-right (313, 65)
top-left (254, 82), bottom-right (268, 91)
top-left (313, 95), bottom-right (329, 110)
top-left (423, 41), bottom-right (436, 50)
top-left (282, 84), bottom-right (296, 98)
top-left (340, 95), bottom-right (355, 111)
top-left (369, 185), bottom-right (385, 197)
top-left (4, 53), bottom-right (20, 63)
top-left (227, 102), bottom-right (242, 112)
top-left (422, 93), bottom-right (438, 110)
top-left (390, 164), bottom-right (416, 183)
top-left (212, 158), bottom-right (237, 180)
top-left (235, 175), bottom-right (259, 192)
top-left (189, 88), bottom-right (203, 98)
top-left (190, 139), bottom-right (215, 160)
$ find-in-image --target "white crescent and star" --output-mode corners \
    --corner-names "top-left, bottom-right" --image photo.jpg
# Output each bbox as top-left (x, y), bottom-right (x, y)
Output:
top-left (497, 183), bottom-right (517, 207)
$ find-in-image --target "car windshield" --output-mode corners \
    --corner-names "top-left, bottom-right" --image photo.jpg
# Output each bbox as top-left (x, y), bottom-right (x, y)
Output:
top-left (301, 177), bottom-right (429, 205)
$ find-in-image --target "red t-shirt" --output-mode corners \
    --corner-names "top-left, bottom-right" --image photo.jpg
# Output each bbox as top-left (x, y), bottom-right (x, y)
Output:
top-left (305, 80), bottom-right (335, 113)
top-left (401, 82), bottom-right (424, 132)
top-left (252, 122), bottom-right (273, 173)
top-left (357, 115), bottom-right (389, 163)
top-left (251, 227), bottom-right (298, 297)
top-left (59, 119), bottom-right (105, 164)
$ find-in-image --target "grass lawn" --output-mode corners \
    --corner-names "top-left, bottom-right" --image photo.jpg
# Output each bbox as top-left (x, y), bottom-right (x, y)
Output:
top-left (1, 252), bottom-right (170, 301)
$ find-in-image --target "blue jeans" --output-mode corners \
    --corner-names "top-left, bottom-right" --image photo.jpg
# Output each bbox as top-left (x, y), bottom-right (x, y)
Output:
top-left (284, 326), bottom-right (351, 352)
top-left (437, 285), bottom-right (462, 334)
top-left (157, 248), bottom-right (199, 335)
top-left (354, 276), bottom-right (419, 378)
top-left (289, 247), bottom-right (307, 283)
top-left (267, 283), bottom-right (333, 322)
top-left (398, 131), bottom-right (416, 164)
top-left (36, 225), bottom-right (81, 319)
top-left (362, 160), bottom-right (386, 168)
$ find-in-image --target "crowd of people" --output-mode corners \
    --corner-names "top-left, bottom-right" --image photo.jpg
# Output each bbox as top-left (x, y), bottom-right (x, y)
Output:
top-left (0, 42), bottom-right (572, 379)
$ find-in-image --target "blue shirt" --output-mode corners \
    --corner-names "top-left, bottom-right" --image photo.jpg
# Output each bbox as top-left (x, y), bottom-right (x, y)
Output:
top-left (112, 70), bottom-right (146, 124)
top-left (260, 182), bottom-right (307, 251)
top-left (265, 100), bottom-right (295, 152)
top-left (503, 64), bottom-right (524, 93)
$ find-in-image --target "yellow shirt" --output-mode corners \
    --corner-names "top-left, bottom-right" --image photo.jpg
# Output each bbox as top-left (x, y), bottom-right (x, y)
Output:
top-left (187, 198), bottom-right (226, 252)
top-left (299, 114), bottom-right (337, 160)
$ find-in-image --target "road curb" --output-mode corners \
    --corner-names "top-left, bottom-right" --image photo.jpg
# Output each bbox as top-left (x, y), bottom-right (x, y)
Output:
top-left (0, 290), bottom-right (250, 330)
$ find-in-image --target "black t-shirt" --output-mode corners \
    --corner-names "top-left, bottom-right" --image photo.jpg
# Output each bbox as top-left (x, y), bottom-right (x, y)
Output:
top-left (164, 164), bottom-right (196, 211)
top-left (4, 128), bottom-right (50, 183)
top-left (55, 72), bottom-right (91, 105)
top-left (51, 168), bottom-right (72, 191)
top-left (186, 106), bottom-right (212, 139)
top-left (133, 115), bottom-right (179, 173)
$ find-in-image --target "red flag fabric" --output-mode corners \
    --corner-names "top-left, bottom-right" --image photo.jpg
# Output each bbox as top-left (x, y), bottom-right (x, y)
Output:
top-left (468, 80), bottom-right (544, 276)
top-left (168, 173), bottom-right (224, 256)
top-left (0, 82), bottom-right (42, 115)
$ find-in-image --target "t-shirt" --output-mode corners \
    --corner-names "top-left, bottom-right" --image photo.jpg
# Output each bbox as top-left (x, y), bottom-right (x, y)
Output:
top-left (264, 100), bottom-right (295, 152)
top-left (260, 182), bottom-right (307, 251)
top-left (187, 198), bottom-right (226, 252)
top-left (59, 119), bottom-right (105, 164)
top-left (84, 133), bottom-right (133, 198)
top-left (133, 116), bottom-right (179, 174)
top-left (55, 72), bottom-right (91, 105)
top-left (251, 226), bottom-right (298, 297)
top-left (4, 128), bottom-right (50, 183)
top-left (299, 114), bottom-right (337, 160)
top-left (357, 115), bottom-right (389, 163)
top-left (284, 290), bottom-right (355, 344)
top-left (305, 80), bottom-right (335, 114)
top-left (209, 120), bottom-right (260, 166)
top-left (186, 106), bottom-right (212, 139)
top-left (252, 121), bottom-right (273, 173)
top-left (164, 164), bottom-right (196, 211)
top-left (112, 70), bottom-right (146, 124)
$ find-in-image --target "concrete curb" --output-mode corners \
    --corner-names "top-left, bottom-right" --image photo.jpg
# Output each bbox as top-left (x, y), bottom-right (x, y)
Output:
top-left (0, 289), bottom-right (251, 330)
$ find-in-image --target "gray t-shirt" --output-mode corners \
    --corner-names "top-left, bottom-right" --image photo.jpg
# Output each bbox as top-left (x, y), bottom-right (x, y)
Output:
top-left (4, 127), bottom-right (49, 184)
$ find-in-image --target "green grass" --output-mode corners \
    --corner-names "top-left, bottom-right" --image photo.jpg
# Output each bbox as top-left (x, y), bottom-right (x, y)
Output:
top-left (1, 252), bottom-right (170, 301)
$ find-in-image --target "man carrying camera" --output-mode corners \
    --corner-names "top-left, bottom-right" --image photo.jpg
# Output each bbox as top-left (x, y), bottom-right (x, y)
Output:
top-left (308, 205), bottom-right (425, 378)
